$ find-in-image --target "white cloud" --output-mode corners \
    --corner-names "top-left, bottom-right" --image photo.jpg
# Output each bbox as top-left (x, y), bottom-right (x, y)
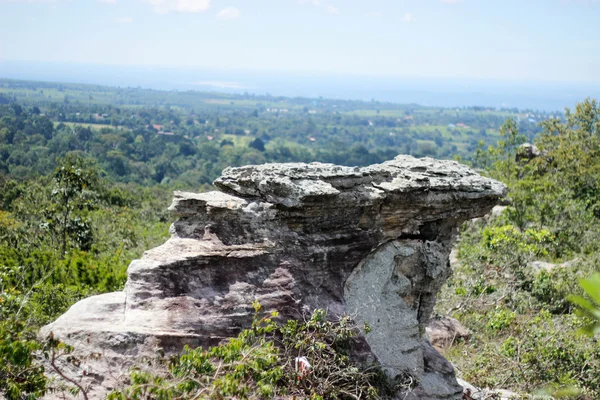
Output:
top-left (326, 4), bottom-right (339, 14)
top-left (100, 0), bottom-right (117, 4)
top-left (115, 16), bottom-right (133, 23)
top-left (216, 6), bottom-right (240, 19)
top-left (142, 0), bottom-right (211, 14)
top-left (401, 12), bottom-right (415, 23)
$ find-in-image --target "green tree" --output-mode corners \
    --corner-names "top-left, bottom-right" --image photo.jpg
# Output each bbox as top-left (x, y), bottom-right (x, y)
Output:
top-left (249, 137), bottom-right (265, 152)
top-left (49, 155), bottom-right (99, 258)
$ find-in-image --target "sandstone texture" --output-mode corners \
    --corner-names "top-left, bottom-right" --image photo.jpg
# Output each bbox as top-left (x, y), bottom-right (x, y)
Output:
top-left (529, 258), bottom-right (580, 274)
top-left (43, 155), bottom-right (506, 399)
top-left (426, 316), bottom-right (471, 353)
top-left (457, 378), bottom-right (520, 400)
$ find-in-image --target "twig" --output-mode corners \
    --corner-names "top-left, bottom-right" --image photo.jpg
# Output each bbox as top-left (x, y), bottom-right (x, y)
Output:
top-left (50, 345), bottom-right (89, 400)
top-left (15, 261), bottom-right (54, 319)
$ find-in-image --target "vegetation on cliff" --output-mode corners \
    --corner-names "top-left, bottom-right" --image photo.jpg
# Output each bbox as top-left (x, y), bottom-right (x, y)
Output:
top-left (437, 98), bottom-right (600, 398)
top-left (108, 305), bottom-right (400, 400)
top-left (0, 156), bottom-right (172, 399)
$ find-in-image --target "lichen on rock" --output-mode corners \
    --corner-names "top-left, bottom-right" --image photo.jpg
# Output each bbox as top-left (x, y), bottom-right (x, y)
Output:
top-left (42, 155), bottom-right (506, 399)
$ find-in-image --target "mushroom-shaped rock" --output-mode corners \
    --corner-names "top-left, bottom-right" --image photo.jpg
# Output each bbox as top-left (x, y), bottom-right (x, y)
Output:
top-left (43, 155), bottom-right (506, 399)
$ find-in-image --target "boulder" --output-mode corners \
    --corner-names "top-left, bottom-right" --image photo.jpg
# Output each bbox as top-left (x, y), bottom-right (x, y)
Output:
top-left (515, 143), bottom-right (541, 162)
top-left (457, 378), bottom-right (521, 400)
top-left (42, 155), bottom-right (506, 399)
top-left (426, 316), bottom-right (471, 352)
top-left (489, 205), bottom-right (507, 219)
top-left (529, 258), bottom-right (580, 274)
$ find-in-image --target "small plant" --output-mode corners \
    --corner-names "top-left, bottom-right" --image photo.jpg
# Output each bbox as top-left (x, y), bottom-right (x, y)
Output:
top-left (486, 308), bottom-right (516, 332)
top-left (500, 336), bottom-right (517, 357)
top-left (0, 319), bottom-right (47, 400)
top-left (482, 224), bottom-right (554, 274)
top-left (109, 306), bottom-right (402, 399)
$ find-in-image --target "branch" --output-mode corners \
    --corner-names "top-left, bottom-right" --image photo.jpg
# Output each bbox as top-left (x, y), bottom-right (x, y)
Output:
top-left (50, 345), bottom-right (89, 400)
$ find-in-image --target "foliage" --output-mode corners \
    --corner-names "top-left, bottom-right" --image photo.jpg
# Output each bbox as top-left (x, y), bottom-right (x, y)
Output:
top-left (0, 83), bottom-right (594, 398)
top-left (485, 308), bottom-right (516, 332)
top-left (0, 319), bottom-right (46, 400)
top-left (109, 305), bottom-right (397, 400)
top-left (568, 273), bottom-right (600, 336)
top-left (480, 224), bottom-right (554, 274)
top-left (0, 164), bottom-right (172, 399)
top-left (447, 310), bottom-right (600, 397)
top-left (0, 78), bottom-right (549, 187)
top-left (49, 155), bottom-right (99, 257)
top-left (439, 98), bottom-right (600, 398)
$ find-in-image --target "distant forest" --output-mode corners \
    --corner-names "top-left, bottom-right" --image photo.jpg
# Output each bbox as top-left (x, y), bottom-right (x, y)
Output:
top-left (0, 78), bottom-right (553, 189)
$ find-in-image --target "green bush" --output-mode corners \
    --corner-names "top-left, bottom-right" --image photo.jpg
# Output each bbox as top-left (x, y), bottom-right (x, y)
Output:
top-left (109, 305), bottom-right (401, 400)
top-left (438, 99), bottom-right (600, 398)
top-left (0, 320), bottom-right (46, 400)
top-left (486, 308), bottom-right (516, 332)
top-left (0, 167), bottom-right (172, 400)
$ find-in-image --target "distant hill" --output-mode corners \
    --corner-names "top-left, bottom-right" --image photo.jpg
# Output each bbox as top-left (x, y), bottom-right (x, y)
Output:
top-left (1, 61), bottom-right (599, 110)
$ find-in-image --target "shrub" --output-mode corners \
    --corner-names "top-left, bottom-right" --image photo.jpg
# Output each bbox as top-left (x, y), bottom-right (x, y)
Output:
top-left (109, 304), bottom-right (404, 400)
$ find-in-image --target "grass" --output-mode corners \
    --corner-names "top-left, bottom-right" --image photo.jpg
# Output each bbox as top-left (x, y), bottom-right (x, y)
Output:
top-left (220, 133), bottom-right (254, 147)
top-left (55, 121), bottom-right (119, 130)
top-left (0, 79), bottom-right (311, 113)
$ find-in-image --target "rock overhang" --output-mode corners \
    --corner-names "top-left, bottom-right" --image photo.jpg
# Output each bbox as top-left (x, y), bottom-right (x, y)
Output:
top-left (42, 155), bottom-right (506, 400)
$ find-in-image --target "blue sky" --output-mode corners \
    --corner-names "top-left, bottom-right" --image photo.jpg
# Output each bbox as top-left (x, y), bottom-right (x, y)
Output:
top-left (0, 0), bottom-right (599, 83)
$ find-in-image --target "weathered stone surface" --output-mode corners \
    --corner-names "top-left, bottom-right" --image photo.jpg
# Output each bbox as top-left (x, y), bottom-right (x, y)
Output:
top-left (516, 142), bottom-right (541, 162)
top-left (489, 205), bottom-right (507, 219)
top-left (42, 155), bottom-right (505, 399)
top-left (529, 258), bottom-right (580, 274)
top-left (457, 378), bottom-right (521, 400)
top-left (426, 316), bottom-right (471, 353)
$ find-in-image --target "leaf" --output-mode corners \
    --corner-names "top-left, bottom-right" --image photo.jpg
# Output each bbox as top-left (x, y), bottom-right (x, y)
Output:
top-left (569, 273), bottom-right (600, 336)
top-left (579, 273), bottom-right (600, 305)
